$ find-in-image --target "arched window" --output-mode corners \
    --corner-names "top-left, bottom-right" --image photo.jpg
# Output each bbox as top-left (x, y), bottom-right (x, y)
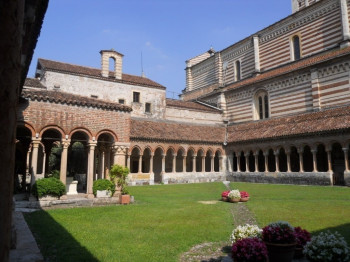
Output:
top-left (292, 35), bottom-right (301, 61)
top-left (235, 60), bottom-right (241, 81)
top-left (254, 90), bottom-right (269, 120)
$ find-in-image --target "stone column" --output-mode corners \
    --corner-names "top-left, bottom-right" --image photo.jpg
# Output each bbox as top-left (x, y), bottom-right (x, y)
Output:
top-left (286, 149), bottom-right (291, 173)
top-left (211, 156), bottom-right (215, 172)
top-left (264, 152), bottom-right (269, 172)
top-left (161, 154), bottom-right (165, 173)
top-left (105, 148), bottom-right (111, 178)
top-left (192, 156), bottom-right (196, 172)
top-left (150, 154), bottom-right (154, 174)
top-left (245, 153), bottom-right (249, 172)
top-left (254, 152), bottom-right (259, 172)
top-left (138, 155), bottom-right (142, 173)
top-left (26, 144), bottom-right (32, 175)
top-left (343, 148), bottom-right (349, 172)
top-left (127, 154), bottom-right (131, 170)
top-left (274, 150), bottom-right (280, 172)
top-left (31, 139), bottom-right (41, 176)
top-left (237, 153), bottom-right (241, 172)
top-left (185, 61), bottom-right (193, 91)
top-left (87, 141), bottom-right (97, 198)
top-left (182, 156), bottom-right (187, 172)
top-left (42, 147), bottom-right (46, 176)
top-left (298, 148), bottom-right (304, 172)
top-left (311, 149), bottom-right (318, 172)
top-left (100, 150), bottom-right (105, 179)
top-left (172, 154), bottom-right (177, 173)
top-left (253, 35), bottom-right (260, 73)
top-left (340, 0), bottom-right (350, 47)
top-left (202, 156), bottom-right (206, 172)
top-left (60, 140), bottom-right (70, 185)
top-left (113, 144), bottom-right (128, 166)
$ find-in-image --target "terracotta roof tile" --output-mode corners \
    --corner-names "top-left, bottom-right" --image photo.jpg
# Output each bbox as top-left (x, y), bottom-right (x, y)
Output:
top-left (38, 58), bottom-right (165, 89)
top-left (225, 46), bottom-right (350, 92)
top-left (24, 78), bottom-right (46, 89)
top-left (228, 105), bottom-right (350, 143)
top-left (131, 119), bottom-right (225, 143)
top-left (22, 89), bottom-right (132, 112)
top-left (166, 99), bottom-right (221, 113)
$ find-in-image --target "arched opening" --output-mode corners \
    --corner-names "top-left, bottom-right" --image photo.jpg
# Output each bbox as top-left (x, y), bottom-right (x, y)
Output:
top-left (165, 149), bottom-right (174, 173)
top-left (268, 149), bottom-right (275, 172)
top-left (248, 151), bottom-right (255, 172)
top-left (292, 35), bottom-right (301, 60)
top-left (153, 148), bottom-right (163, 183)
top-left (42, 129), bottom-right (62, 177)
top-left (186, 149), bottom-right (195, 172)
top-left (130, 147), bottom-right (141, 174)
top-left (15, 126), bottom-right (32, 192)
top-left (109, 57), bottom-right (116, 73)
top-left (232, 152), bottom-right (238, 172)
top-left (316, 144), bottom-right (328, 172)
top-left (196, 149), bottom-right (204, 172)
top-left (290, 146), bottom-right (300, 172)
top-left (69, 131), bottom-right (89, 192)
top-left (239, 151), bottom-right (246, 172)
top-left (142, 148), bottom-right (151, 173)
top-left (331, 143), bottom-right (345, 185)
top-left (176, 149), bottom-right (184, 172)
top-left (214, 150), bottom-right (221, 172)
top-left (205, 150), bottom-right (212, 172)
top-left (279, 148), bottom-right (287, 172)
top-left (303, 145), bottom-right (313, 172)
top-left (97, 133), bottom-right (115, 179)
top-left (235, 60), bottom-right (241, 81)
top-left (258, 150), bottom-right (265, 172)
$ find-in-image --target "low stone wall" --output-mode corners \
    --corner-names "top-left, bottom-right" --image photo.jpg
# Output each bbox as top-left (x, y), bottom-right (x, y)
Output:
top-left (226, 172), bottom-right (332, 186)
top-left (163, 172), bottom-right (226, 184)
top-left (344, 171), bottom-right (350, 186)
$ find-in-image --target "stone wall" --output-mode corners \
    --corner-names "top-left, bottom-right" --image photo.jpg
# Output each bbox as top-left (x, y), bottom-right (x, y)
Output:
top-left (163, 172), bottom-right (226, 184)
top-left (165, 107), bottom-right (222, 124)
top-left (226, 172), bottom-right (332, 186)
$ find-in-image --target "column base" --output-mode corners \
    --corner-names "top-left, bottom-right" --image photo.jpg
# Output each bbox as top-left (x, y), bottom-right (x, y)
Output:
top-left (86, 194), bottom-right (95, 199)
top-left (60, 195), bottom-right (67, 200)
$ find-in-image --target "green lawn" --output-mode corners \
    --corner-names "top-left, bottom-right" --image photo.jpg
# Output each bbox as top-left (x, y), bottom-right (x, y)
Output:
top-left (24, 182), bottom-right (350, 262)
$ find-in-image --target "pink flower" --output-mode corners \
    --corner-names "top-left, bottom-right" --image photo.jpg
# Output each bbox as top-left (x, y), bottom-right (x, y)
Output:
top-left (240, 191), bottom-right (249, 198)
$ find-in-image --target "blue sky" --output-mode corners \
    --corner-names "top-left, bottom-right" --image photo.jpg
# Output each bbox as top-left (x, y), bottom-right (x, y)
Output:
top-left (28, 0), bottom-right (291, 98)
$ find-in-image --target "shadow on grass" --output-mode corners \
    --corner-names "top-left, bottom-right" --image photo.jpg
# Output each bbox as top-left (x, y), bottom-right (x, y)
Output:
top-left (311, 223), bottom-right (350, 244)
top-left (24, 210), bottom-right (98, 262)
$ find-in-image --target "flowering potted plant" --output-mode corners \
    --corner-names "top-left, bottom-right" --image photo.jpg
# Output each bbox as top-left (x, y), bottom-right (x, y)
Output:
top-left (293, 226), bottom-right (311, 258)
top-left (230, 224), bottom-right (262, 244)
top-left (262, 221), bottom-right (296, 262)
top-left (221, 190), bottom-right (230, 201)
top-left (304, 231), bottom-right (350, 262)
top-left (240, 191), bottom-right (250, 202)
top-left (228, 189), bottom-right (241, 203)
top-left (232, 237), bottom-right (268, 262)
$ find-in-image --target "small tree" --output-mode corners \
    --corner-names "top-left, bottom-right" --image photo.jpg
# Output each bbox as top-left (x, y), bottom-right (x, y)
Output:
top-left (109, 164), bottom-right (129, 195)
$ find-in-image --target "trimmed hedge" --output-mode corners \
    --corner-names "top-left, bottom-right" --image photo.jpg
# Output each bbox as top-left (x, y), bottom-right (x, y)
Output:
top-left (93, 179), bottom-right (115, 196)
top-left (32, 177), bottom-right (66, 198)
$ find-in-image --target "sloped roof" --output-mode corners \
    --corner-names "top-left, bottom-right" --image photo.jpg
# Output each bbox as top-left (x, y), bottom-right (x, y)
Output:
top-left (21, 88), bottom-right (132, 112)
top-left (131, 118), bottom-right (225, 143)
top-left (228, 105), bottom-right (350, 143)
top-left (37, 58), bottom-right (165, 90)
top-left (24, 78), bottom-right (46, 89)
top-left (166, 99), bottom-right (221, 113)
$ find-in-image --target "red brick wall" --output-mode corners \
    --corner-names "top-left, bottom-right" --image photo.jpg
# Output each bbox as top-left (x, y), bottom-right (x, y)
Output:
top-left (18, 99), bottom-right (130, 142)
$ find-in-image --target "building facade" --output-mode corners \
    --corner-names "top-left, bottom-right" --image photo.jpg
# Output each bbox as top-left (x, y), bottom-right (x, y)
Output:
top-left (16, 0), bottom-right (350, 198)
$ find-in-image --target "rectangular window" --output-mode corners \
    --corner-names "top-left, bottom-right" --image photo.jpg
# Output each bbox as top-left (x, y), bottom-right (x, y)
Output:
top-left (264, 95), bottom-right (269, 118)
top-left (235, 60), bottom-right (241, 81)
top-left (133, 92), bottom-right (140, 103)
top-left (118, 99), bottom-right (125, 104)
top-left (145, 103), bottom-right (151, 113)
top-left (258, 97), bottom-right (263, 120)
top-left (91, 95), bottom-right (98, 99)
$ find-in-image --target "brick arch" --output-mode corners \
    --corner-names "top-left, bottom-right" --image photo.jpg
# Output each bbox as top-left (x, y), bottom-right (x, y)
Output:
top-left (177, 146), bottom-right (186, 156)
top-left (187, 147), bottom-right (196, 156)
top-left (39, 125), bottom-right (65, 138)
top-left (206, 148), bottom-right (214, 157)
top-left (166, 146), bottom-right (176, 155)
top-left (129, 145), bottom-right (142, 155)
top-left (197, 147), bottom-right (205, 157)
top-left (154, 146), bottom-right (165, 155)
top-left (142, 146), bottom-right (152, 155)
top-left (17, 121), bottom-right (36, 137)
top-left (96, 129), bottom-right (117, 142)
top-left (214, 148), bottom-right (223, 157)
top-left (69, 127), bottom-right (93, 140)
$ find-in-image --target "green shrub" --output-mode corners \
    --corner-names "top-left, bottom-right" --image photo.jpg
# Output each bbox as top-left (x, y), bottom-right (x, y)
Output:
top-left (109, 164), bottom-right (129, 195)
top-left (93, 179), bottom-right (115, 196)
top-left (32, 177), bottom-right (66, 198)
top-left (46, 169), bottom-right (60, 179)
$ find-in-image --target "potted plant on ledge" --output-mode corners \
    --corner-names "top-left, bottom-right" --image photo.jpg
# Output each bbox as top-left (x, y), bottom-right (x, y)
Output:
top-left (109, 164), bottom-right (130, 204)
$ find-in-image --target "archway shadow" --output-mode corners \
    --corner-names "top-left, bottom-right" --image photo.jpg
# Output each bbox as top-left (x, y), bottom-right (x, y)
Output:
top-left (24, 210), bottom-right (98, 262)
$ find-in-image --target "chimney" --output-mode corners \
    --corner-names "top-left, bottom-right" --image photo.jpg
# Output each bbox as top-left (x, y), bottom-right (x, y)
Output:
top-left (100, 49), bottom-right (124, 79)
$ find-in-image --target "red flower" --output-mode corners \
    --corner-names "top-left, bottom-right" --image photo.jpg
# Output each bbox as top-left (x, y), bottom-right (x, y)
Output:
top-left (240, 191), bottom-right (249, 198)
top-left (294, 227), bottom-right (311, 247)
top-left (221, 190), bottom-right (230, 197)
top-left (232, 237), bottom-right (268, 262)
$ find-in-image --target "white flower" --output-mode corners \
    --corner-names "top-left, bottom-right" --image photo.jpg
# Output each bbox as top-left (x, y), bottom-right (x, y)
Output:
top-left (228, 189), bottom-right (240, 199)
top-left (230, 224), bottom-right (262, 244)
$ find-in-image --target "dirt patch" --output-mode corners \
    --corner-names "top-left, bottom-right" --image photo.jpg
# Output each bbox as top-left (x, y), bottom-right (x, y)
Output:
top-left (198, 201), bottom-right (219, 205)
top-left (179, 241), bottom-right (231, 262)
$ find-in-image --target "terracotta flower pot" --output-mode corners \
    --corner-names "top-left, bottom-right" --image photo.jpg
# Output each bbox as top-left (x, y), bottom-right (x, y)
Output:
top-left (229, 198), bottom-right (240, 203)
top-left (119, 194), bottom-right (130, 205)
top-left (222, 196), bottom-right (228, 202)
top-left (264, 242), bottom-right (296, 262)
top-left (240, 197), bottom-right (249, 202)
